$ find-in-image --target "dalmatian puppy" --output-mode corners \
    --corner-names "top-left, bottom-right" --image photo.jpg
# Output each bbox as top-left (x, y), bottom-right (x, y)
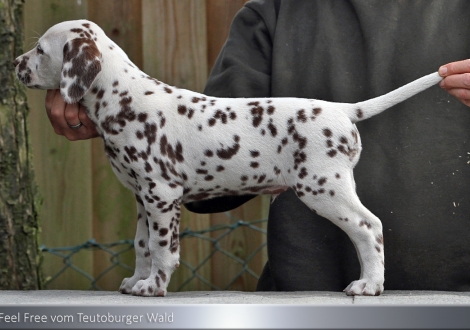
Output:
top-left (14, 20), bottom-right (442, 297)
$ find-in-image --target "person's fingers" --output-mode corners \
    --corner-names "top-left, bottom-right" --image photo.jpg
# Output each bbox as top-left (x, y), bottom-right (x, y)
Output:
top-left (64, 102), bottom-right (82, 128)
top-left (61, 103), bottom-right (85, 141)
top-left (61, 105), bottom-right (99, 141)
top-left (439, 59), bottom-right (470, 77)
top-left (77, 104), bottom-right (100, 138)
top-left (45, 89), bottom-right (57, 115)
top-left (439, 72), bottom-right (470, 90)
top-left (46, 90), bottom-right (70, 136)
top-left (438, 60), bottom-right (470, 107)
top-left (45, 90), bottom-right (99, 140)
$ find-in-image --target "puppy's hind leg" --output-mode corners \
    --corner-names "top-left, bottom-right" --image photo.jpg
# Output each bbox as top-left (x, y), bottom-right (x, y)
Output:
top-left (294, 171), bottom-right (385, 296)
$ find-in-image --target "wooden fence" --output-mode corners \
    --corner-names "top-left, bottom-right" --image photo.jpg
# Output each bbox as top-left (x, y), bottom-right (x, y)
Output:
top-left (23, 0), bottom-right (269, 292)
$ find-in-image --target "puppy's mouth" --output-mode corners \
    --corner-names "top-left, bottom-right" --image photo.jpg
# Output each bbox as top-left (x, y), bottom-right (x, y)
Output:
top-left (16, 72), bottom-right (45, 89)
top-left (16, 70), bottom-right (33, 86)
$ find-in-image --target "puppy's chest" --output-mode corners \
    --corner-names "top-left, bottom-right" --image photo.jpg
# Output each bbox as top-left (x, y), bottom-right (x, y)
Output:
top-left (98, 119), bottom-right (185, 195)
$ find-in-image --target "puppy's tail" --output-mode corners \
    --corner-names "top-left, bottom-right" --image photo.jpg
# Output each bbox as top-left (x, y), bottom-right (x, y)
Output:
top-left (345, 72), bottom-right (442, 123)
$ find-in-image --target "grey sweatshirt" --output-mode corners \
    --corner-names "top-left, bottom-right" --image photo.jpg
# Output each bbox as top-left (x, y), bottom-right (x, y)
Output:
top-left (186, 0), bottom-right (470, 291)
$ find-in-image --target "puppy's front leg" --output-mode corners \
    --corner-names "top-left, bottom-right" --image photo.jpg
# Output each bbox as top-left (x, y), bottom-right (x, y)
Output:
top-left (131, 194), bottom-right (182, 297)
top-left (119, 199), bottom-right (151, 294)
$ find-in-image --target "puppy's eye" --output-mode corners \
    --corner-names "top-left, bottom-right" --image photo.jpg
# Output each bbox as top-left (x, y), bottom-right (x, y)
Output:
top-left (37, 44), bottom-right (44, 55)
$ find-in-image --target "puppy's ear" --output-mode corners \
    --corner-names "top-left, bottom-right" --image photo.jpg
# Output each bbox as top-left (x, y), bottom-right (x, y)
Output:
top-left (60, 38), bottom-right (101, 104)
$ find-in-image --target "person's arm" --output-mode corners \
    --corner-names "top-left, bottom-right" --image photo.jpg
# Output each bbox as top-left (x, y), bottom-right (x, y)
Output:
top-left (202, 4), bottom-right (274, 98)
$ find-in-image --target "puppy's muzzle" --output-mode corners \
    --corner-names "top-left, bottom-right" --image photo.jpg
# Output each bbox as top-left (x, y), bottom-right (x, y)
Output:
top-left (14, 56), bottom-right (33, 86)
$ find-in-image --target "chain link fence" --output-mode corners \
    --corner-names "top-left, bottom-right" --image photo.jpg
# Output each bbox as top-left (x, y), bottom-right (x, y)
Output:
top-left (40, 212), bottom-right (268, 291)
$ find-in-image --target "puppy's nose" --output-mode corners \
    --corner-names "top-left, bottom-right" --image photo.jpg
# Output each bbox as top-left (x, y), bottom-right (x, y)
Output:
top-left (13, 58), bottom-right (20, 68)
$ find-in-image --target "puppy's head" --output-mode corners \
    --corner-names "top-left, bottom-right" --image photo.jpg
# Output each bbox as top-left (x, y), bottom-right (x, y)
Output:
top-left (14, 20), bottom-right (102, 104)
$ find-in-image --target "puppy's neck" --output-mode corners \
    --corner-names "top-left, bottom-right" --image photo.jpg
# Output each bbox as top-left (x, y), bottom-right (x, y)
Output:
top-left (80, 42), bottom-right (175, 135)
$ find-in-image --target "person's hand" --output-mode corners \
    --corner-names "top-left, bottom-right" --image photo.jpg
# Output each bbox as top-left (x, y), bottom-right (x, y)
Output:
top-left (439, 59), bottom-right (470, 107)
top-left (45, 89), bottom-right (100, 140)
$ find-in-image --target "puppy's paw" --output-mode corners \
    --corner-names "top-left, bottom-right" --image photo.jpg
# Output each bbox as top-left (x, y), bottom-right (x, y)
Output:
top-left (119, 276), bottom-right (138, 294)
top-left (132, 279), bottom-right (166, 297)
top-left (344, 279), bottom-right (384, 296)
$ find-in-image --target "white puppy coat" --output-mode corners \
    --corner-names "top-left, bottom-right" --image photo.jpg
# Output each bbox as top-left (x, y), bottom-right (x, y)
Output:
top-left (15, 20), bottom-right (442, 297)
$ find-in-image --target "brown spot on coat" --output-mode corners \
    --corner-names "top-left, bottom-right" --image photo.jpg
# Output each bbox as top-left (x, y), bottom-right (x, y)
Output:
top-left (318, 177), bottom-right (327, 186)
top-left (376, 234), bottom-right (384, 245)
top-left (298, 167), bottom-right (308, 179)
top-left (323, 128), bottom-right (332, 137)
top-left (327, 150), bottom-right (337, 157)
top-left (158, 269), bottom-right (167, 282)
top-left (356, 109), bottom-right (364, 119)
top-left (359, 220), bottom-right (372, 229)
top-left (313, 107), bottom-right (322, 115)
top-left (267, 120), bottom-right (277, 137)
top-left (216, 135), bottom-right (240, 160)
top-left (178, 105), bottom-right (187, 115)
top-left (250, 103), bottom-right (264, 127)
top-left (297, 109), bottom-right (307, 122)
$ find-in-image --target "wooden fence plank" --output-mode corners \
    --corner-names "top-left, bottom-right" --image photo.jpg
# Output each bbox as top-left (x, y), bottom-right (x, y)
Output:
top-left (87, 0), bottom-right (143, 291)
top-left (88, 0), bottom-right (143, 68)
top-left (142, 0), bottom-right (208, 92)
top-left (23, 0), bottom-right (93, 290)
top-left (142, 0), bottom-right (212, 290)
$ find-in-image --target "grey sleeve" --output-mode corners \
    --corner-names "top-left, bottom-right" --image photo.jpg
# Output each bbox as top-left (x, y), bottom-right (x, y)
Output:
top-left (203, 4), bottom-right (274, 98)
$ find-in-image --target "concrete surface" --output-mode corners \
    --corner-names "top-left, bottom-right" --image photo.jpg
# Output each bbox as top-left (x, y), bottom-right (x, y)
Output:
top-left (0, 290), bottom-right (469, 305)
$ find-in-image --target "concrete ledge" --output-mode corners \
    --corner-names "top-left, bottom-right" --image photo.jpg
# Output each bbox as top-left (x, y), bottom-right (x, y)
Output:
top-left (1, 290), bottom-right (470, 305)
top-left (1, 291), bottom-right (470, 329)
